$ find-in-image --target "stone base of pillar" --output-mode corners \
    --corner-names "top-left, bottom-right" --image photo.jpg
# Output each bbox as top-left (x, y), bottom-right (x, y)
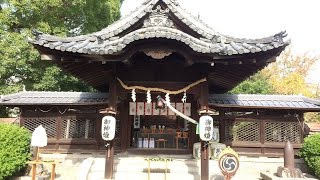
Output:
top-left (276, 166), bottom-right (304, 178)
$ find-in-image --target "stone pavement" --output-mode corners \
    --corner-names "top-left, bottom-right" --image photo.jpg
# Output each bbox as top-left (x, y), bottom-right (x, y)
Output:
top-left (15, 153), bottom-right (315, 180)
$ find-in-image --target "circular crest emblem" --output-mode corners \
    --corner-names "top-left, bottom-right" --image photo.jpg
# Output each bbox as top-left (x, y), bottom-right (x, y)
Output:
top-left (218, 147), bottom-right (240, 179)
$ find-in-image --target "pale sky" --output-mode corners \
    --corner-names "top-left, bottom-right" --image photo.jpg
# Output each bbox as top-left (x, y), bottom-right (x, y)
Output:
top-left (121, 0), bottom-right (320, 83)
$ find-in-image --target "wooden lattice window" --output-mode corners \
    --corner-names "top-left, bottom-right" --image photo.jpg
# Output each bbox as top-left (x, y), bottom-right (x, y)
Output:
top-left (264, 122), bottom-right (301, 143)
top-left (24, 117), bottom-right (57, 138)
top-left (61, 117), bottom-right (96, 139)
top-left (225, 121), bottom-right (260, 142)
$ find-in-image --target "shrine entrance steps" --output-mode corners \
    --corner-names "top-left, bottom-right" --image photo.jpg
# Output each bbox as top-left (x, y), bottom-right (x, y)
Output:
top-left (88, 154), bottom-right (200, 180)
top-left (16, 152), bottom-right (310, 180)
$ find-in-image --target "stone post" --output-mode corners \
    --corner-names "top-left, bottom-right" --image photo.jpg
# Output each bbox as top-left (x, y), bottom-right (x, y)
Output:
top-left (284, 141), bottom-right (294, 170)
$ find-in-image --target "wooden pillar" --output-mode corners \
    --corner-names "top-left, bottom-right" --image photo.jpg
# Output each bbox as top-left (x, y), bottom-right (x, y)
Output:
top-left (20, 115), bottom-right (24, 127)
top-left (201, 141), bottom-right (209, 180)
top-left (96, 113), bottom-right (101, 150)
top-left (104, 77), bottom-right (117, 179)
top-left (299, 113), bottom-right (304, 142)
top-left (199, 81), bottom-right (209, 111)
top-left (120, 99), bottom-right (129, 152)
top-left (190, 98), bottom-right (199, 151)
top-left (219, 111), bottom-right (225, 143)
top-left (105, 140), bottom-right (114, 179)
top-left (199, 81), bottom-right (209, 180)
top-left (260, 120), bottom-right (265, 155)
top-left (57, 116), bottom-right (63, 151)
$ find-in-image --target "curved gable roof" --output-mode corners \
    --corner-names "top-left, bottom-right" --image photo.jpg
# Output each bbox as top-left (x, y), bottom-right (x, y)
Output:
top-left (29, 0), bottom-right (289, 57)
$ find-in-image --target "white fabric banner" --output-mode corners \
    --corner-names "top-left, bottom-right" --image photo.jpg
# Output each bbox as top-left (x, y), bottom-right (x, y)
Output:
top-left (145, 103), bottom-right (152, 115)
top-left (129, 102), bottom-right (136, 115)
top-left (137, 102), bottom-right (144, 115)
top-left (168, 103), bottom-right (176, 115)
top-left (152, 102), bottom-right (160, 115)
top-left (129, 102), bottom-right (191, 116)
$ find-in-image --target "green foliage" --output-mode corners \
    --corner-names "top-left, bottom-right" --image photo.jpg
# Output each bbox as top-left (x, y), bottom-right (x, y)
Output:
top-left (32, 66), bottom-right (94, 92)
top-left (2, 0), bottom-right (119, 36)
top-left (0, 123), bottom-right (31, 179)
top-left (0, 0), bottom-right (121, 115)
top-left (82, 0), bottom-right (120, 34)
top-left (0, 107), bottom-right (7, 117)
top-left (298, 134), bottom-right (320, 178)
top-left (229, 72), bottom-right (274, 94)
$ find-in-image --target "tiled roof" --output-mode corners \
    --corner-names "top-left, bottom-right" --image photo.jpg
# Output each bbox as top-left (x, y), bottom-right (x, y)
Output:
top-left (29, 0), bottom-right (288, 56)
top-left (0, 91), bottom-right (108, 106)
top-left (1, 92), bottom-right (319, 112)
top-left (209, 94), bottom-right (320, 111)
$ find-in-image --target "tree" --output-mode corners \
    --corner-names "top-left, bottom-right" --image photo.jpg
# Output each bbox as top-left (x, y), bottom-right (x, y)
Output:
top-left (0, 0), bottom-right (122, 116)
top-left (229, 71), bottom-right (274, 94)
top-left (229, 47), bottom-right (320, 122)
top-left (263, 47), bottom-right (318, 97)
top-left (230, 47), bottom-right (318, 97)
top-left (82, 0), bottom-right (121, 34)
top-left (0, 0), bottom-right (122, 91)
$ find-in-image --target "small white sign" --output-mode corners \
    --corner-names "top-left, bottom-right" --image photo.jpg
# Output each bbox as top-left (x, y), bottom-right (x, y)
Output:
top-left (133, 115), bottom-right (140, 129)
top-left (101, 116), bottom-right (116, 141)
top-left (199, 115), bottom-right (214, 141)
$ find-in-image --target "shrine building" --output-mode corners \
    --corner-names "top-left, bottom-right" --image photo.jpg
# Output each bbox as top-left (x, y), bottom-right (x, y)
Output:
top-left (1, 0), bottom-right (320, 157)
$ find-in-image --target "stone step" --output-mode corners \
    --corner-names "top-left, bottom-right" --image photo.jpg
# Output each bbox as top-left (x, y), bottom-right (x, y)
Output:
top-left (90, 158), bottom-right (199, 173)
top-left (87, 156), bottom-right (202, 180)
top-left (113, 172), bottom-right (200, 180)
top-left (87, 172), bottom-right (201, 180)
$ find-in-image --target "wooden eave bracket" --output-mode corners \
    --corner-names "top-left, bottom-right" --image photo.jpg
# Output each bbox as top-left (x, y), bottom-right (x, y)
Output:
top-left (99, 108), bottom-right (117, 115)
top-left (40, 54), bottom-right (59, 61)
top-left (198, 107), bottom-right (216, 115)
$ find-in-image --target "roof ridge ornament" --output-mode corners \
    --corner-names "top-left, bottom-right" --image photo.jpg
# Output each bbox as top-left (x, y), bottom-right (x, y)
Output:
top-left (144, 5), bottom-right (174, 28)
top-left (32, 29), bottom-right (43, 40)
top-left (273, 31), bottom-right (287, 44)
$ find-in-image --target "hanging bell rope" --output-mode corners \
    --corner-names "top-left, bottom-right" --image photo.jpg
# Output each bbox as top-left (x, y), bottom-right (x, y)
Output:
top-left (117, 77), bottom-right (207, 95)
top-left (166, 103), bottom-right (198, 124)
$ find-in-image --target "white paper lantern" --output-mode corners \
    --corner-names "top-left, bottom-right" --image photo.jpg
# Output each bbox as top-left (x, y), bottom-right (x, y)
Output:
top-left (199, 115), bottom-right (214, 141)
top-left (101, 116), bottom-right (116, 141)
